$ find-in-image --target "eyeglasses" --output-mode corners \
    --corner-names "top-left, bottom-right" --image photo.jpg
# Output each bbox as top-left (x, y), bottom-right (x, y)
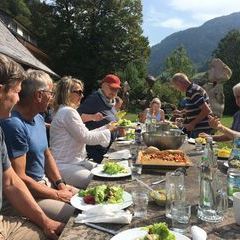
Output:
top-left (72, 89), bottom-right (83, 97)
top-left (39, 89), bottom-right (55, 97)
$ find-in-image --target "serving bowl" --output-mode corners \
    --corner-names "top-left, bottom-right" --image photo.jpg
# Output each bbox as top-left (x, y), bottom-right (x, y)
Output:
top-left (142, 129), bottom-right (186, 150)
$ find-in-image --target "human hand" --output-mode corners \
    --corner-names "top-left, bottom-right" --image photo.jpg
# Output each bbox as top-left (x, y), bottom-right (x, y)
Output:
top-left (43, 219), bottom-right (65, 240)
top-left (107, 122), bottom-right (118, 132)
top-left (93, 112), bottom-right (104, 121)
top-left (66, 184), bottom-right (79, 195)
top-left (56, 189), bottom-right (73, 203)
top-left (184, 122), bottom-right (195, 132)
top-left (208, 115), bottom-right (221, 129)
top-left (173, 109), bottom-right (183, 117)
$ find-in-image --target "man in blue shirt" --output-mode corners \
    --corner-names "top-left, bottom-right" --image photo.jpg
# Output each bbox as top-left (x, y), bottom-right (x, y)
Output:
top-left (78, 74), bottom-right (120, 163)
top-left (0, 53), bottom-right (64, 239)
top-left (1, 69), bottom-right (76, 223)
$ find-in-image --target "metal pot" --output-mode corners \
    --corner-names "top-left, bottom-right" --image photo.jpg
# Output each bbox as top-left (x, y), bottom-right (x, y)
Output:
top-left (142, 129), bottom-right (186, 150)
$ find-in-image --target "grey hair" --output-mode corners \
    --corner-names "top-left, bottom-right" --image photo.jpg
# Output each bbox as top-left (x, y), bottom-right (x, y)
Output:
top-left (19, 69), bottom-right (53, 100)
top-left (171, 73), bottom-right (189, 84)
top-left (233, 83), bottom-right (240, 97)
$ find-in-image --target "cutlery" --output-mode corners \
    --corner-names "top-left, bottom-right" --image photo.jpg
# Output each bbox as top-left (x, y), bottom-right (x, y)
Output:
top-left (151, 178), bottom-right (166, 185)
top-left (135, 178), bottom-right (155, 191)
top-left (85, 222), bottom-right (119, 235)
top-left (151, 167), bottom-right (186, 185)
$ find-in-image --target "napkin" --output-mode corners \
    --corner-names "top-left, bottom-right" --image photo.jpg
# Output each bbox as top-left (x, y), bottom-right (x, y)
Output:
top-left (107, 149), bottom-right (131, 160)
top-left (75, 205), bottom-right (132, 224)
top-left (191, 226), bottom-right (207, 240)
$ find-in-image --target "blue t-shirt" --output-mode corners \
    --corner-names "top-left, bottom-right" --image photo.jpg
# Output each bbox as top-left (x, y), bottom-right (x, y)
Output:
top-left (0, 111), bottom-right (48, 181)
top-left (0, 128), bottom-right (11, 211)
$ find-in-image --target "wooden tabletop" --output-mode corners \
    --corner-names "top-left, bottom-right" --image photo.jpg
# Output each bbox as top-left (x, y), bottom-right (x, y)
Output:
top-left (59, 143), bottom-right (240, 240)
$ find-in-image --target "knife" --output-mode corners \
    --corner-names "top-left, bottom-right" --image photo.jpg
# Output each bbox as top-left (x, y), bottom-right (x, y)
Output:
top-left (85, 222), bottom-right (118, 235)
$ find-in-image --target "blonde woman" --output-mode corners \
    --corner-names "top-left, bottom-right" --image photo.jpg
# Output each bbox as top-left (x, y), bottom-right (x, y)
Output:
top-left (50, 76), bottom-right (114, 188)
top-left (144, 98), bottom-right (165, 122)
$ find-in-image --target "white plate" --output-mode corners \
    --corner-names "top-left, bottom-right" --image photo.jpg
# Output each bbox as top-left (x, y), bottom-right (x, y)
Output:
top-left (188, 138), bottom-right (196, 144)
top-left (223, 161), bottom-right (229, 168)
top-left (105, 150), bottom-right (131, 160)
top-left (116, 140), bottom-right (134, 145)
top-left (188, 138), bottom-right (216, 145)
top-left (91, 164), bottom-right (131, 178)
top-left (70, 191), bottom-right (132, 211)
top-left (110, 227), bottom-right (190, 240)
top-left (117, 137), bottom-right (126, 141)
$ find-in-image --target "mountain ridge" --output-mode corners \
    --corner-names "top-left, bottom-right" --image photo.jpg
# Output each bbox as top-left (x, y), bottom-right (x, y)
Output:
top-left (148, 12), bottom-right (240, 76)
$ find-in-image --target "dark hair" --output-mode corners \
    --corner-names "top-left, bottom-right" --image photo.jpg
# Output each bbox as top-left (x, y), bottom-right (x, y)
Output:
top-left (0, 53), bottom-right (25, 91)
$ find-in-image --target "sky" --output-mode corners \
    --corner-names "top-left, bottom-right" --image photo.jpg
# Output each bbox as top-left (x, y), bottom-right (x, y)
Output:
top-left (142, 0), bottom-right (240, 46)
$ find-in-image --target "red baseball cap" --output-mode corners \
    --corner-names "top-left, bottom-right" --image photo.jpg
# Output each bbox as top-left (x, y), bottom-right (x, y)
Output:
top-left (101, 74), bottom-right (121, 89)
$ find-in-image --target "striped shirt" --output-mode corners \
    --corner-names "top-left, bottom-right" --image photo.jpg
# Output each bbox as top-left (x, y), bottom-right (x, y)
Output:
top-left (185, 83), bottom-right (211, 131)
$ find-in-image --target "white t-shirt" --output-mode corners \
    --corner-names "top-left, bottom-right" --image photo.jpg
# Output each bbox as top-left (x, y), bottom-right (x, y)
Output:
top-left (50, 105), bottom-right (110, 170)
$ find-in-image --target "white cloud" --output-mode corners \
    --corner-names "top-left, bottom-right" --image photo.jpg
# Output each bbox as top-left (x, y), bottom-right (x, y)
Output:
top-left (161, 18), bottom-right (191, 30)
top-left (169, 0), bottom-right (240, 22)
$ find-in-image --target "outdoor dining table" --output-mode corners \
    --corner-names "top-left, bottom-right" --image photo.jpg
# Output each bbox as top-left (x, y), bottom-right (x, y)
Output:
top-left (59, 142), bottom-right (240, 240)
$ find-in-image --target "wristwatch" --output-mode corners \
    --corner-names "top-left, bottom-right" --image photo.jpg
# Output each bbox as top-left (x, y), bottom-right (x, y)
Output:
top-left (55, 178), bottom-right (66, 187)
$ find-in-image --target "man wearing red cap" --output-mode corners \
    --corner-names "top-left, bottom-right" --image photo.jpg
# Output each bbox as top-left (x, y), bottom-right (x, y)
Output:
top-left (78, 74), bottom-right (121, 163)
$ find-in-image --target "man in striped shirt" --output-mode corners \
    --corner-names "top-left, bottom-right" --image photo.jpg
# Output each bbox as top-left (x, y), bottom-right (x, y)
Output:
top-left (171, 73), bottom-right (212, 138)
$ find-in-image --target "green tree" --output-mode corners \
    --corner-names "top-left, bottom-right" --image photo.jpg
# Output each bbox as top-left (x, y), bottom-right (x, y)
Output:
top-left (0, 0), bottom-right (32, 27)
top-left (213, 30), bottom-right (240, 115)
top-left (164, 46), bottom-right (195, 79)
top-left (30, 0), bottom-right (150, 93)
top-left (161, 46), bottom-right (195, 104)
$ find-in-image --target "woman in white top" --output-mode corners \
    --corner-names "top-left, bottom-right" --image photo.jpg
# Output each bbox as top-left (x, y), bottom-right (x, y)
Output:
top-left (50, 76), bottom-right (113, 188)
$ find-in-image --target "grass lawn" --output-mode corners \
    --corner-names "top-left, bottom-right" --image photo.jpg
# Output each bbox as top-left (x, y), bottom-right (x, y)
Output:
top-left (220, 115), bottom-right (232, 128)
top-left (126, 113), bottom-right (233, 127)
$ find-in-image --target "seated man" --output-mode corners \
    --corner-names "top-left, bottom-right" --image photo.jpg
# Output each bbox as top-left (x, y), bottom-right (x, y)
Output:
top-left (0, 69), bottom-right (76, 223)
top-left (78, 74), bottom-right (121, 163)
top-left (0, 53), bottom-right (64, 239)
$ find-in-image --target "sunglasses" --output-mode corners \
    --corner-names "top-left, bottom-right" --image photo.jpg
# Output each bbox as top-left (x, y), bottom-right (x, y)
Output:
top-left (72, 89), bottom-right (83, 97)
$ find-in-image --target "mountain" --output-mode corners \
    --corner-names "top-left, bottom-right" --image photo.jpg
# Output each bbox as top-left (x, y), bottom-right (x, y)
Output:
top-left (148, 12), bottom-right (240, 76)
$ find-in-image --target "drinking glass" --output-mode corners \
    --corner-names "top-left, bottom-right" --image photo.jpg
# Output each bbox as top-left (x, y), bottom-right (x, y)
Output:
top-left (132, 190), bottom-right (148, 218)
top-left (171, 200), bottom-right (191, 233)
top-left (195, 138), bottom-right (203, 151)
top-left (165, 171), bottom-right (185, 218)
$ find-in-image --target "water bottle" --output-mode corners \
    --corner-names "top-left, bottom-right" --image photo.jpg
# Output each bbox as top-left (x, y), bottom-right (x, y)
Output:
top-left (197, 137), bottom-right (227, 222)
top-left (135, 123), bottom-right (142, 144)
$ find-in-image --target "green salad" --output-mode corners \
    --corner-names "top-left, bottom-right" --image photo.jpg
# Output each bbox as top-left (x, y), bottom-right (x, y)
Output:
top-left (138, 223), bottom-right (176, 240)
top-left (78, 184), bottom-right (124, 204)
top-left (103, 162), bottom-right (128, 175)
top-left (118, 118), bottom-right (132, 126)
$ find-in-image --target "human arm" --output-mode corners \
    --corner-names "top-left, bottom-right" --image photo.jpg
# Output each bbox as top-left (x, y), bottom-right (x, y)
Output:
top-left (81, 112), bottom-right (104, 123)
top-left (184, 102), bottom-right (211, 132)
top-left (44, 148), bottom-right (78, 194)
top-left (160, 109), bottom-right (165, 121)
top-left (3, 166), bottom-right (64, 239)
top-left (62, 107), bottom-right (111, 147)
top-left (10, 154), bottom-right (73, 202)
top-left (208, 115), bottom-right (240, 140)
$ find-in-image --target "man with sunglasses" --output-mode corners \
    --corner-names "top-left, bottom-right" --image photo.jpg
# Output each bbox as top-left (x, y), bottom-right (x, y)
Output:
top-left (78, 74), bottom-right (121, 163)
